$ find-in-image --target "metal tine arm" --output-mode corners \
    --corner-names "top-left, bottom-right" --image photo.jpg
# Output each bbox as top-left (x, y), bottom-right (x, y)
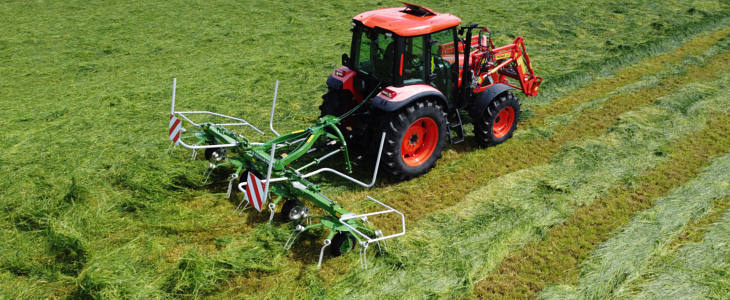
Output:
top-left (177, 139), bottom-right (238, 150)
top-left (261, 144), bottom-right (276, 204)
top-left (269, 80), bottom-right (280, 136)
top-left (300, 132), bottom-right (386, 188)
top-left (339, 195), bottom-right (406, 244)
top-left (235, 143), bottom-right (278, 195)
top-left (169, 77), bottom-right (265, 135)
top-left (175, 111), bottom-right (264, 135)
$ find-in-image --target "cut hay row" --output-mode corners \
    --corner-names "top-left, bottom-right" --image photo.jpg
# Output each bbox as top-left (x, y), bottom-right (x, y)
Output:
top-left (615, 209), bottom-right (730, 299)
top-left (314, 62), bottom-right (730, 299)
top-left (523, 24), bottom-right (730, 128)
top-left (538, 152), bottom-right (730, 299)
top-left (474, 78), bottom-right (730, 298)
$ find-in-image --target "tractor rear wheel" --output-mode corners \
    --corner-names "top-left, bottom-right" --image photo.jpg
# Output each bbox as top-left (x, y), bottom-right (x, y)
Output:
top-left (470, 92), bottom-right (521, 147)
top-left (319, 89), bottom-right (354, 119)
top-left (319, 89), bottom-right (368, 156)
top-left (378, 100), bottom-right (447, 180)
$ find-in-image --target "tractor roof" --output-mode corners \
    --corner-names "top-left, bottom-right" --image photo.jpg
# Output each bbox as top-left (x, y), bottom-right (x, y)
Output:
top-left (353, 3), bottom-right (461, 37)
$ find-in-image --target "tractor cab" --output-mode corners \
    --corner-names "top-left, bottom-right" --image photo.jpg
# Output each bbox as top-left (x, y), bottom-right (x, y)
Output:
top-left (343, 4), bottom-right (462, 99)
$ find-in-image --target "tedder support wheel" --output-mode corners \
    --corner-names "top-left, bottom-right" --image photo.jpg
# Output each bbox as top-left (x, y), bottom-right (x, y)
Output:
top-left (378, 99), bottom-right (447, 180)
top-left (204, 147), bottom-right (226, 161)
top-left (330, 231), bottom-right (357, 256)
top-left (470, 91), bottom-right (521, 147)
top-left (280, 199), bottom-right (307, 221)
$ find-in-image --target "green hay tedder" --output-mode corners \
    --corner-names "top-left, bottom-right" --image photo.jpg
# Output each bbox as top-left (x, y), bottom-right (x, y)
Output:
top-left (167, 78), bottom-right (404, 267)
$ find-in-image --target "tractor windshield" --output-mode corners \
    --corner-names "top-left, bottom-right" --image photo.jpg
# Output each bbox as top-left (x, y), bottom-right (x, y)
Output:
top-left (353, 27), bottom-right (395, 84)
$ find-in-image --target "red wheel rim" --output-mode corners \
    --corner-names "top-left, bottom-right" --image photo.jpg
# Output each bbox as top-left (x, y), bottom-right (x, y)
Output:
top-left (401, 117), bottom-right (439, 167)
top-left (492, 106), bottom-right (515, 138)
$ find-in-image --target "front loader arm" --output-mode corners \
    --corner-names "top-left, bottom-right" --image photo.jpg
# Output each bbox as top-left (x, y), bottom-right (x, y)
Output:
top-left (487, 36), bottom-right (542, 97)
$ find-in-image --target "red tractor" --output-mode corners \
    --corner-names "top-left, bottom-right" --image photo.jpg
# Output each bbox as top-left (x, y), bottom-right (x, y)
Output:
top-left (321, 3), bottom-right (542, 180)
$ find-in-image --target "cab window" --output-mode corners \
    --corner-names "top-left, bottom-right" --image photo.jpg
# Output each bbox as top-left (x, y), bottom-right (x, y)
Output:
top-left (402, 36), bottom-right (426, 85)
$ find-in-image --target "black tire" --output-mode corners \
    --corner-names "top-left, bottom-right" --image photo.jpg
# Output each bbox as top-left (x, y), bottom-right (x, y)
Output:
top-left (470, 92), bottom-right (521, 147)
top-left (204, 147), bottom-right (226, 161)
top-left (330, 232), bottom-right (357, 257)
top-left (377, 99), bottom-right (448, 180)
top-left (280, 199), bottom-right (301, 221)
top-left (319, 88), bottom-right (354, 119)
top-left (319, 88), bottom-right (369, 157)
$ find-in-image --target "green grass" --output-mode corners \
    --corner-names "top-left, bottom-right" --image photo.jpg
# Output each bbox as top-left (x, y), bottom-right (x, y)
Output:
top-left (538, 151), bottom-right (730, 299)
top-left (616, 209), bottom-right (730, 299)
top-left (2, 0), bottom-right (730, 298)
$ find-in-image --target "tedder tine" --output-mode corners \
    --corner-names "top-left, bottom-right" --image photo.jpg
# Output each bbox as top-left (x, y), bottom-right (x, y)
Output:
top-left (263, 144), bottom-right (277, 221)
top-left (317, 238), bottom-right (332, 269)
top-left (226, 173), bottom-right (238, 199)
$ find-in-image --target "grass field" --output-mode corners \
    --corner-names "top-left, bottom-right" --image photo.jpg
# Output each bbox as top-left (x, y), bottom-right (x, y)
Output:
top-left (1, 0), bottom-right (729, 299)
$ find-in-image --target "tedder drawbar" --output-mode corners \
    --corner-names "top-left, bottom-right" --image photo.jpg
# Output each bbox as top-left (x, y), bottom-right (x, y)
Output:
top-left (167, 78), bottom-right (404, 268)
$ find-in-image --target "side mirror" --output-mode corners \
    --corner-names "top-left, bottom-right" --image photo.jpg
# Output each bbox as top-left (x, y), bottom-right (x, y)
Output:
top-left (342, 53), bottom-right (350, 66)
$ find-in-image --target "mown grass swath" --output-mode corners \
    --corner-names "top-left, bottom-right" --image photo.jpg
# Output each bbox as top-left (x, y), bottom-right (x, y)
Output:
top-left (476, 74), bottom-right (730, 298)
top-left (538, 152), bottom-right (730, 299)
top-left (1, 0), bottom-right (729, 298)
top-left (617, 209), bottom-right (730, 299)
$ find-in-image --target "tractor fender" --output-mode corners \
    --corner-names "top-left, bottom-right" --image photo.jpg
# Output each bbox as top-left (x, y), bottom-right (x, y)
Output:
top-left (326, 66), bottom-right (363, 101)
top-left (472, 83), bottom-right (515, 108)
top-left (371, 84), bottom-right (449, 112)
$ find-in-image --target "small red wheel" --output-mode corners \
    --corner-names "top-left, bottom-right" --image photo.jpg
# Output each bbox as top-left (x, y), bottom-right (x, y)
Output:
top-left (400, 117), bottom-right (439, 167)
top-left (492, 106), bottom-right (515, 138)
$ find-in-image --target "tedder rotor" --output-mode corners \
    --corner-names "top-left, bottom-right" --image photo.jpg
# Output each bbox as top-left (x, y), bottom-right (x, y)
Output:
top-left (167, 79), bottom-right (404, 268)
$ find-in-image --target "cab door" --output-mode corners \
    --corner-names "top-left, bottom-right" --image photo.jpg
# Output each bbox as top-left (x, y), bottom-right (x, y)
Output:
top-left (427, 28), bottom-right (458, 101)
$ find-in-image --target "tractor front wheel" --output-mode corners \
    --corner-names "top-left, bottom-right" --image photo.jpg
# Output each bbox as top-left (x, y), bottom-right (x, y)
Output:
top-left (470, 92), bottom-right (521, 147)
top-left (378, 100), bottom-right (447, 180)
